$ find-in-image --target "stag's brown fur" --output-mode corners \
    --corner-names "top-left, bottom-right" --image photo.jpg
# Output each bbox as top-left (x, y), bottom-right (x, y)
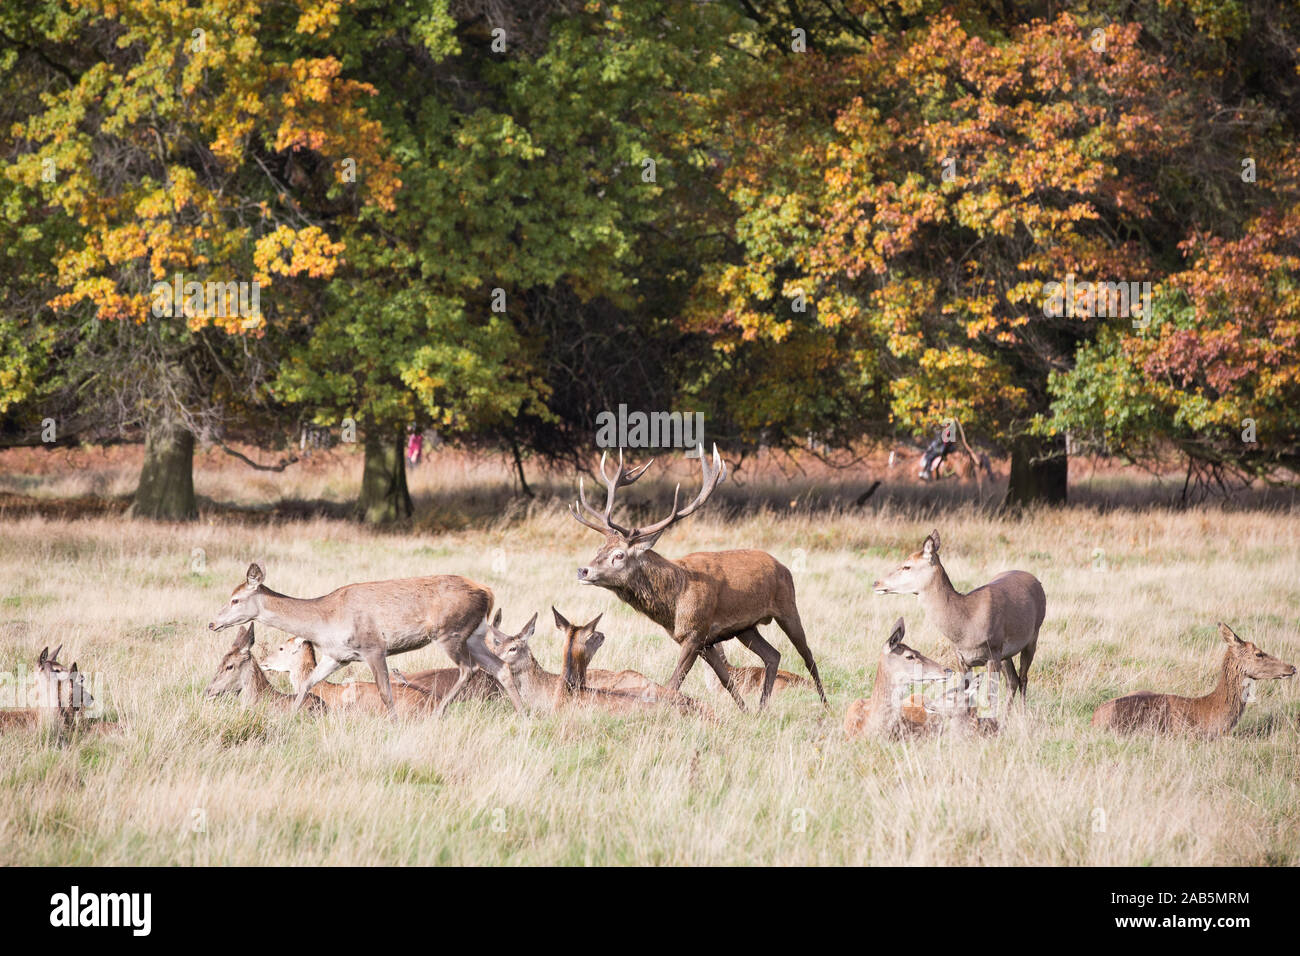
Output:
top-left (1092, 623), bottom-right (1295, 737)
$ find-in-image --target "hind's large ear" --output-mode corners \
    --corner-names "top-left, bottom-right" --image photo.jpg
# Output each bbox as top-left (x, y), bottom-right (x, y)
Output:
top-left (246, 563), bottom-right (265, 587)
top-left (521, 613), bottom-right (538, 641)
top-left (887, 617), bottom-right (906, 649)
top-left (492, 608), bottom-right (503, 628)
top-left (552, 607), bottom-right (570, 631)
top-left (579, 613), bottom-right (603, 637)
top-left (38, 646), bottom-right (48, 665)
top-left (922, 531), bottom-right (940, 560)
top-left (234, 623), bottom-right (255, 650)
top-left (1218, 622), bottom-right (1242, 645)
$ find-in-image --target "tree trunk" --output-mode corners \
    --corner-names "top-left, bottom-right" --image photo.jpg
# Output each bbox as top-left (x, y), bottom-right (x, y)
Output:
top-left (359, 427), bottom-right (413, 523)
top-left (1004, 433), bottom-right (1068, 507)
top-left (132, 425), bottom-right (197, 520)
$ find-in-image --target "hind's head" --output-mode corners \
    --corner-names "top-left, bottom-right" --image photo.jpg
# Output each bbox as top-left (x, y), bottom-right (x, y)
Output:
top-left (34, 645), bottom-right (94, 711)
top-left (205, 624), bottom-right (256, 698)
top-left (209, 563), bottom-right (269, 631)
top-left (553, 608), bottom-right (605, 690)
top-left (874, 530), bottom-right (944, 595)
top-left (1220, 623), bottom-right (1297, 680)
top-left (486, 611), bottom-right (539, 681)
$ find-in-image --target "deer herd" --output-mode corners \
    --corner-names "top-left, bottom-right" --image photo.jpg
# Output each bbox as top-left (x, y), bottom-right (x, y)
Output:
top-left (7, 446), bottom-right (1295, 742)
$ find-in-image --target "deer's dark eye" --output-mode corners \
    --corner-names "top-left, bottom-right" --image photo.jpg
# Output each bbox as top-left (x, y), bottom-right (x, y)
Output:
top-left (1256, 652), bottom-right (1265, 658)
top-left (613, 551), bottom-right (625, 561)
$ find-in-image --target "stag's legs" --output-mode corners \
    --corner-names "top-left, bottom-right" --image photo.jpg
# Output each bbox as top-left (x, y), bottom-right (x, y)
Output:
top-left (665, 634), bottom-right (710, 700)
top-left (773, 611), bottom-right (827, 704)
top-left (699, 643), bottom-right (747, 712)
top-left (734, 626), bottom-right (781, 710)
top-left (294, 650), bottom-right (345, 712)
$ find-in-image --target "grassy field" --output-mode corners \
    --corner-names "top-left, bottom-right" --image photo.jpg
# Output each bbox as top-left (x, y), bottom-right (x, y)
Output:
top-left (1, 447), bottom-right (1298, 865)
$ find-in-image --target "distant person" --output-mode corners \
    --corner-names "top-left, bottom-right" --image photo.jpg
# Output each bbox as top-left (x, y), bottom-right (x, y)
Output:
top-left (406, 429), bottom-right (423, 467)
top-left (919, 434), bottom-right (955, 480)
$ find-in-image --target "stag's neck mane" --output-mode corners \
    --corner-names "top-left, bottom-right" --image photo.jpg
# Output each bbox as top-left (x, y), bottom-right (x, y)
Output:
top-left (607, 550), bottom-right (689, 631)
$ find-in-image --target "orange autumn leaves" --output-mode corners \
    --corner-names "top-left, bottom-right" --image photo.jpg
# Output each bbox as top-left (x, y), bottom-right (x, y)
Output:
top-left (8, 0), bottom-right (400, 334)
top-left (692, 12), bottom-right (1184, 441)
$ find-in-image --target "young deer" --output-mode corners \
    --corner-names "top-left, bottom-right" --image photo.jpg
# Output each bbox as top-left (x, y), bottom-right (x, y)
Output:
top-left (699, 644), bottom-right (811, 700)
top-left (1092, 623), bottom-right (1295, 738)
top-left (844, 618), bottom-right (994, 739)
top-left (570, 445), bottom-right (826, 710)
top-left (208, 564), bottom-right (523, 716)
top-left (873, 530), bottom-right (1045, 701)
top-left (204, 624), bottom-right (326, 714)
top-left (0, 646), bottom-right (97, 732)
top-left (552, 608), bottom-right (710, 716)
top-left (489, 613), bottom-right (699, 716)
top-left (261, 637), bottom-right (435, 716)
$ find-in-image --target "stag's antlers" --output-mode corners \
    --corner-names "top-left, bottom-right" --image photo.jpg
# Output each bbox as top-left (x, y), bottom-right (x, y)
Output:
top-left (568, 444), bottom-right (726, 541)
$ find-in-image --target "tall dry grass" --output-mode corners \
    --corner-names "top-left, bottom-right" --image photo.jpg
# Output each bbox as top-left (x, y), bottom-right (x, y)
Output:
top-left (0, 450), bottom-right (1297, 864)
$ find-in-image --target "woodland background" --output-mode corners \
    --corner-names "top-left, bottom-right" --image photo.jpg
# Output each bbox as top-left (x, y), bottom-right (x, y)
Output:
top-left (2, 0), bottom-right (1298, 519)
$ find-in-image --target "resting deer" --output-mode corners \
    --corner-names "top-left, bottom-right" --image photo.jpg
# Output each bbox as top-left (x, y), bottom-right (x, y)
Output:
top-left (1092, 623), bottom-right (1295, 738)
top-left (0, 646), bottom-right (97, 732)
top-left (261, 637), bottom-right (435, 716)
top-left (570, 445), bottom-right (826, 710)
top-left (844, 618), bottom-right (995, 739)
top-left (699, 644), bottom-right (810, 700)
top-left (873, 530), bottom-right (1045, 702)
top-left (551, 608), bottom-right (710, 716)
top-left (204, 624), bottom-right (326, 713)
top-left (490, 613), bottom-right (699, 716)
top-left (208, 563), bottom-right (524, 716)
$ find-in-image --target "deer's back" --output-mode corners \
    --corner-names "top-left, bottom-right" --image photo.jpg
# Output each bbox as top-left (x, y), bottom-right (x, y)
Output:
top-left (1092, 691), bottom-right (1173, 733)
top-left (396, 667), bottom-right (500, 702)
top-left (321, 575), bottom-right (492, 652)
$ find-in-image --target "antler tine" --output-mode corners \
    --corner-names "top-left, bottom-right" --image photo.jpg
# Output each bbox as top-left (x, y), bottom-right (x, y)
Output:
top-left (629, 444), bottom-right (726, 541)
top-left (572, 450), bottom-right (646, 536)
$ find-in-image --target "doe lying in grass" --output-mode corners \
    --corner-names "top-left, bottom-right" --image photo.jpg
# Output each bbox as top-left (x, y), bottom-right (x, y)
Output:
top-left (262, 636), bottom-right (435, 716)
top-left (0, 645), bottom-right (99, 733)
top-left (204, 624), bottom-right (326, 714)
top-left (489, 612), bottom-right (703, 717)
top-left (844, 618), bottom-right (996, 739)
top-left (1092, 622), bottom-right (1295, 738)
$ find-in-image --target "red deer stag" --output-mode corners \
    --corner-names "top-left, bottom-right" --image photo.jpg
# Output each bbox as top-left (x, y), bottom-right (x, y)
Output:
top-left (569, 445), bottom-right (826, 710)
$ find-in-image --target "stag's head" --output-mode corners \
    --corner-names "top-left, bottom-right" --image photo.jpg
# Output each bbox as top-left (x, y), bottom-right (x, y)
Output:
top-left (873, 530), bottom-right (944, 596)
top-left (486, 612), bottom-right (539, 682)
top-left (570, 445), bottom-right (726, 588)
top-left (204, 624), bottom-right (255, 698)
top-left (34, 645), bottom-right (94, 712)
top-left (209, 563), bottom-right (269, 631)
top-left (553, 608), bottom-right (605, 690)
top-left (1220, 623), bottom-right (1297, 681)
